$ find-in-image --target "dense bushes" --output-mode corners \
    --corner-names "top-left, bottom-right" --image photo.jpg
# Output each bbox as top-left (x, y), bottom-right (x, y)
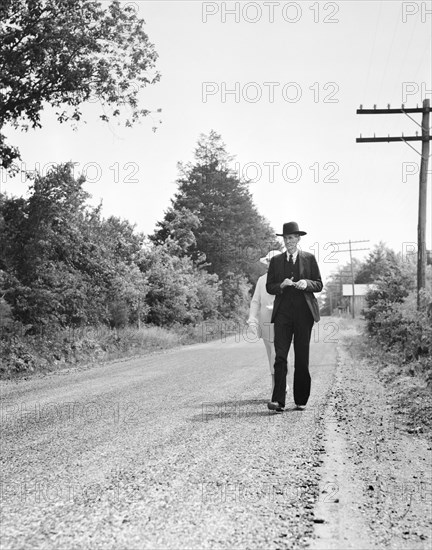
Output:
top-left (0, 164), bottom-right (224, 334)
top-left (0, 166), bottom-right (147, 331)
top-left (0, 158), bottom-right (259, 375)
top-left (142, 243), bottom-right (221, 326)
top-left (321, 243), bottom-right (431, 373)
top-left (1, 131), bottom-right (281, 376)
top-left (363, 258), bottom-right (432, 370)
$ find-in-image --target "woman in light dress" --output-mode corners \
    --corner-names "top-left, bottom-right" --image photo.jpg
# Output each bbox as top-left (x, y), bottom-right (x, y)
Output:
top-left (247, 250), bottom-right (289, 397)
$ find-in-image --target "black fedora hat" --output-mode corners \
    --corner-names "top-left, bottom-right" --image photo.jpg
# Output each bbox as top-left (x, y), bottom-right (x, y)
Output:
top-left (276, 221), bottom-right (307, 236)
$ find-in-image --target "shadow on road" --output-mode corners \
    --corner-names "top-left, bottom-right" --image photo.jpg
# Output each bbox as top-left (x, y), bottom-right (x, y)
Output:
top-left (189, 398), bottom-right (310, 423)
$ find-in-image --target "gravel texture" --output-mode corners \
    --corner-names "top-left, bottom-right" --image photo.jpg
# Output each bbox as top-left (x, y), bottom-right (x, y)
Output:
top-left (2, 318), bottom-right (430, 550)
top-left (311, 321), bottom-right (432, 550)
top-left (1, 320), bottom-right (337, 549)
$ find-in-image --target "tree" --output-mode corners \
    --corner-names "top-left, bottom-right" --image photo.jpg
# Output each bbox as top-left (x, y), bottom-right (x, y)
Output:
top-left (154, 206), bottom-right (203, 259)
top-left (0, 0), bottom-right (160, 171)
top-left (152, 131), bottom-right (280, 286)
top-left (0, 163), bottom-right (153, 331)
top-left (1, 161), bottom-right (225, 332)
top-left (363, 256), bottom-right (416, 333)
top-left (108, 264), bottom-right (149, 329)
top-left (0, 163), bottom-right (93, 329)
top-left (355, 242), bottom-right (398, 284)
top-left (218, 272), bottom-right (251, 322)
top-left (320, 259), bottom-right (362, 316)
top-left (141, 242), bottom-right (221, 327)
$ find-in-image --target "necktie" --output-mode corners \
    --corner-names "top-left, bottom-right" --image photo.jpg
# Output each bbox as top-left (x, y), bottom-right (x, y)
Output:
top-left (288, 254), bottom-right (294, 280)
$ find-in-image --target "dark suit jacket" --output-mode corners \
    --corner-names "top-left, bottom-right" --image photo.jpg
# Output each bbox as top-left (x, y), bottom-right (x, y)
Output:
top-left (266, 251), bottom-right (322, 323)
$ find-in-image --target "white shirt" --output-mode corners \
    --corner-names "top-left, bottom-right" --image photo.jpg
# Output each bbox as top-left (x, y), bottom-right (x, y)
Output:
top-left (286, 250), bottom-right (299, 263)
top-left (284, 250), bottom-right (307, 289)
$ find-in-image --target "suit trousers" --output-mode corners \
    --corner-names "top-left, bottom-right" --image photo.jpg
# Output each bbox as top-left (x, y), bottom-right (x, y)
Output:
top-left (271, 302), bottom-right (314, 407)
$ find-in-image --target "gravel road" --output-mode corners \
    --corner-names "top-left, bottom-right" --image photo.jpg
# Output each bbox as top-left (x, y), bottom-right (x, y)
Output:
top-left (2, 318), bottom-right (430, 549)
top-left (1, 320), bottom-right (338, 549)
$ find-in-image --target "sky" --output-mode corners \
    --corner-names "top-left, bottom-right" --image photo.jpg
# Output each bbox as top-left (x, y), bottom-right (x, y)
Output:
top-left (1, 0), bottom-right (431, 283)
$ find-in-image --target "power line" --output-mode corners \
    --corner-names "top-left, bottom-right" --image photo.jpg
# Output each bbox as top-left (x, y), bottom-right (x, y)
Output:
top-left (363, 0), bottom-right (383, 100)
top-left (377, 2), bottom-right (402, 103)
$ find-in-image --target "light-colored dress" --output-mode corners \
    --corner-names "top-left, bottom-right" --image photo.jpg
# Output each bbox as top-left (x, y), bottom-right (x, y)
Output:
top-left (247, 273), bottom-right (275, 374)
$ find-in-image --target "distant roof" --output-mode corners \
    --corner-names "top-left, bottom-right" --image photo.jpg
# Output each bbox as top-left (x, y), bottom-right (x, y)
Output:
top-left (342, 284), bottom-right (378, 296)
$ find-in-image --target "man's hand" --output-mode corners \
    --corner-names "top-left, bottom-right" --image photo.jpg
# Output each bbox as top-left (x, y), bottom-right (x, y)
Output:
top-left (281, 277), bottom-right (295, 288)
top-left (294, 279), bottom-right (307, 290)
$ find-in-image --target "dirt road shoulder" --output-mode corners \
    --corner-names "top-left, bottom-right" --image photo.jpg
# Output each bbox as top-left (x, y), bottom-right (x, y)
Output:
top-left (310, 320), bottom-right (432, 550)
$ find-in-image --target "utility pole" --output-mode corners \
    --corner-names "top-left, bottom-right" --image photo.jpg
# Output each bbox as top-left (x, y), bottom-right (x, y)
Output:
top-left (332, 240), bottom-right (370, 318)
top-left (356, 99), bottom-right (431, 308)
top-left (419, 100), bottom-right (430, 305)
top-left (327, 271), bottom-right (353, 317)
top-left (334, 271), bottom-right (353, 292)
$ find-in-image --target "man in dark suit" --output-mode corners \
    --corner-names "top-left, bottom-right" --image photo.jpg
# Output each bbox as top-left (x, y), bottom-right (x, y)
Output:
top-left (266, 222), bottom-right (322, 412)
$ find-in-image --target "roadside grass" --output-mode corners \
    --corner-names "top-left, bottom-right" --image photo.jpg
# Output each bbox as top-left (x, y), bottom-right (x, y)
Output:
top-left (0, 318), bottom-right (243, 379)
top-left (336, 316), bottom-right (432, 437)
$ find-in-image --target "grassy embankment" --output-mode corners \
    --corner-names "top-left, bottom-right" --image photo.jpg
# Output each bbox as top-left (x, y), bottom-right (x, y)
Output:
top-left (0, 318), bottom-right (243, 379)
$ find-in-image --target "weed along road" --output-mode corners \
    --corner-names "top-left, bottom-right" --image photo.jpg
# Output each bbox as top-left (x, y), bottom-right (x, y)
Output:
top-left (2, 318), bottom-right (430, 549)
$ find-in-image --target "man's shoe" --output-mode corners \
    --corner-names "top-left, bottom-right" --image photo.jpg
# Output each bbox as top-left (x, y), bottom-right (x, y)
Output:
top-left (268, 401), bottom-right (285, 413)
top-left (295, 404), bottom-right (306, 411)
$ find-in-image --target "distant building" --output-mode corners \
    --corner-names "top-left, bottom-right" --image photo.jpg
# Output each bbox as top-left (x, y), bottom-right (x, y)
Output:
top-left (342, 284), bottom-right (377, 316)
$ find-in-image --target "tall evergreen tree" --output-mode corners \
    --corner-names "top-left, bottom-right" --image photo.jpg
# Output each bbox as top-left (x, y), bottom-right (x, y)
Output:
top-left (151, 131), bottom-right (280, 284)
